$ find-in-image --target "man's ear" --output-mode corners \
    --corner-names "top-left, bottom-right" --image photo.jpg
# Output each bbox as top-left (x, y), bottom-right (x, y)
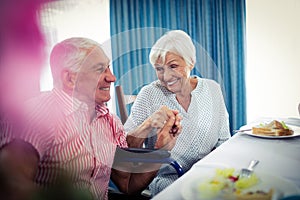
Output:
top-left (61, 69), bottom-right (76, 90)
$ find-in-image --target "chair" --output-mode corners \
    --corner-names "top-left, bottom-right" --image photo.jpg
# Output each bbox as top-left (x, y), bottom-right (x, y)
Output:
top-left (115, 85), bottom-right (137, 124)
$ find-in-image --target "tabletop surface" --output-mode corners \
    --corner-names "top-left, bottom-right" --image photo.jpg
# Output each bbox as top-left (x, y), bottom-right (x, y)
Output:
top-left (152, 118), bottom-right (300, 200)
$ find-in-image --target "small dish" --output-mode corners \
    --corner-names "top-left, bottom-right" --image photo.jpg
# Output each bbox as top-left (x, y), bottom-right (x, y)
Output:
top-left (181, 170), bottom-right (300, 200)
top-left (243, 125), bottom-right (300, 139)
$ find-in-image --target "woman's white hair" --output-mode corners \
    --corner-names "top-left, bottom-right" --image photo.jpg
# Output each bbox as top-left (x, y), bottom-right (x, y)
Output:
top-left (50, 37), bottom-right (101, 88)
top-left (149, 30), bottom-right (196, 66)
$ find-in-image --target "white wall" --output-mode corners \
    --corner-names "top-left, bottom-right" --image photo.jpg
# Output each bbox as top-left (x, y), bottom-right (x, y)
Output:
top-left (40, 0), bottom-right (111, 91)
top-left (39, 0), bottom-right (116, 112)
top-left (246, 0), bottom-right (300, 123)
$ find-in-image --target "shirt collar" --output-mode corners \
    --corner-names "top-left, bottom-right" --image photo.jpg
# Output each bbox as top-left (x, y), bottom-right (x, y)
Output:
top-left (95, 104), bottom-right (109, 118)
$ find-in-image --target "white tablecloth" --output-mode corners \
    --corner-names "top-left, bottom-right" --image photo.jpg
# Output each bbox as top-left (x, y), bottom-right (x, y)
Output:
top-left (152, 121), bottom-right (300, 200)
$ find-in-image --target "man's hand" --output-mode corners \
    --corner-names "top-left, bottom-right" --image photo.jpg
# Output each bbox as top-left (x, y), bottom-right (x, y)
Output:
top-left (126, 106), bottom-right (181, 148)
top-left (150, 106), bottom-right (180, 131)
top-left (153, 106), bottom-right (182, 150)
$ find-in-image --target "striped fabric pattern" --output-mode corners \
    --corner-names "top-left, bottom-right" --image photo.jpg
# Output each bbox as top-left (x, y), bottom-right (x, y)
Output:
top-left (1, 88), bottom-right (127, 200)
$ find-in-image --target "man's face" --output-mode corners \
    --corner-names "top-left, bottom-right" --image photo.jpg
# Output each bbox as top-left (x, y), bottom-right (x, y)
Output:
top-left (73, 47), bottom-right (116, 106)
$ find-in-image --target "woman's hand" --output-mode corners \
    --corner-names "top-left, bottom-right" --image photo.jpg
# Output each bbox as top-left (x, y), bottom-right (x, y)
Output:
top-left (126, 106), bottom-right (181, 149)
top-left (152, 106), bottom-right (182, 150)
top-left (149, 106), bottom-right (180, 131)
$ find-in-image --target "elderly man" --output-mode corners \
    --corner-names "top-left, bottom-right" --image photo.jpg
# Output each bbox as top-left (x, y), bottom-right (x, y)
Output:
top-left (0, 37), bottom-right (181, 200)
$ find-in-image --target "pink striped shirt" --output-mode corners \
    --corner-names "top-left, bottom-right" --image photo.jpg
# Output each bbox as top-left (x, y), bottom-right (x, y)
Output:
top-left (1, 88), bottom-right (127, 199)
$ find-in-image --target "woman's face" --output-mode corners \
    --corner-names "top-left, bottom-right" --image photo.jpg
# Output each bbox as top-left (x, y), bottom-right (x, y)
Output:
top-left (154, 52), bottom-right (193, 94)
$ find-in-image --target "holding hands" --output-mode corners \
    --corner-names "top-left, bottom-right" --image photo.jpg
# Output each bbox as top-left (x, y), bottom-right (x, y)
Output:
top-left (150, 106), bottom-right (182, 150)
top-left (126, 105), bottom-right (181, 150)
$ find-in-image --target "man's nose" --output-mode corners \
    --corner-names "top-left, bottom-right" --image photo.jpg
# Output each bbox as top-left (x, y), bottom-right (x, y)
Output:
top-left (105, 68), bottom-right (116, 82)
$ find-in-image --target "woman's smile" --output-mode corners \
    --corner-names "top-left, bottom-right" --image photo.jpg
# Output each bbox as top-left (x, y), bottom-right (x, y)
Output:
top-left (167, 79), bottom-right (179, 86)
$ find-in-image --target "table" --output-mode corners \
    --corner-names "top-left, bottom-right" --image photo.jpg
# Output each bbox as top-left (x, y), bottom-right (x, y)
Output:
top-left (152, 120), bottom-right (300, 200)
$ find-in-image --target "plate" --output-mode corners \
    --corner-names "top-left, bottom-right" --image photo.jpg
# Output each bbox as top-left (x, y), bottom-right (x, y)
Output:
top-left (192, 162), bottom-right (232, 169)
top-left (243, 125), bottom-right (300, 139)
top-left (181, 168), bottom-right (300, 200)
top-left (285, 118), bottom-right (300, 127)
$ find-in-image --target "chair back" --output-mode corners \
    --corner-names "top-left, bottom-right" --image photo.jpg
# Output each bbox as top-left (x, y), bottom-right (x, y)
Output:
top-left (115, 85), bottom-right (136, 124)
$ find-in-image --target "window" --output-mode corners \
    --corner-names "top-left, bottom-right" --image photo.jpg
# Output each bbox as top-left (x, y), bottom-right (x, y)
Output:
top-left (40, 0), bottom-right (115, 111)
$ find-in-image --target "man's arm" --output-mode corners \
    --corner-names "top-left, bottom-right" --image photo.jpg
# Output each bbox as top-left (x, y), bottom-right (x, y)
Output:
top-left (0, 139), bottom-right (39, 200)
top-left (112, 116), bottom-right (180, 194)
top-left (110, 165), bottom-right (160, 195)
top-left (126, 105), bottom-right (181, 149)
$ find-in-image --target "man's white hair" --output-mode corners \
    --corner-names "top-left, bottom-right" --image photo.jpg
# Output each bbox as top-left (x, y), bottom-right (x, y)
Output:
top-left (50, 37), bottom-right (101, 88)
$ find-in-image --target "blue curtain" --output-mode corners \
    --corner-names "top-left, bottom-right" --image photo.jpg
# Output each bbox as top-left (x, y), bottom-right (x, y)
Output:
top-left (110, 0), bottom-right (246, 134)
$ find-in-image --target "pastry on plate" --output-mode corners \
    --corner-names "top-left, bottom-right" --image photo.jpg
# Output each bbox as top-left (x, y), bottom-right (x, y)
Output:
top-left (252, 120), bottom-right (294, 136)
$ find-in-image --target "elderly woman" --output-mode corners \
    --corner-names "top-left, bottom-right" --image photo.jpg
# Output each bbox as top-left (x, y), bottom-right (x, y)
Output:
top-left (124, 30), bottom-right (231, 195)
